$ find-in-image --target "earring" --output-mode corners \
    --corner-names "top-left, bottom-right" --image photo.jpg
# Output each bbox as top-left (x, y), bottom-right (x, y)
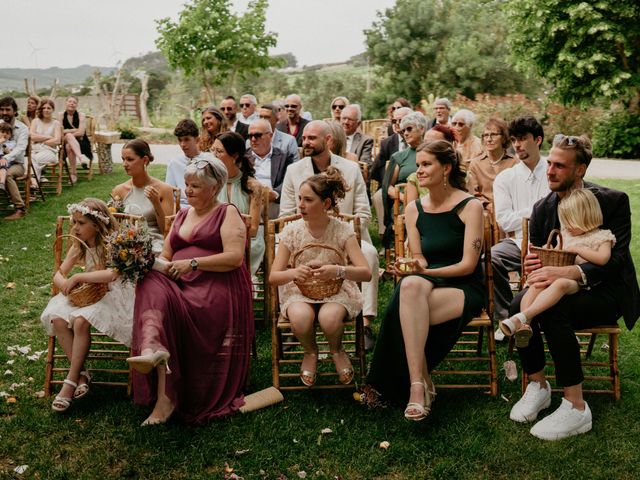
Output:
top-left (443, 175), bottom-right (447, 190)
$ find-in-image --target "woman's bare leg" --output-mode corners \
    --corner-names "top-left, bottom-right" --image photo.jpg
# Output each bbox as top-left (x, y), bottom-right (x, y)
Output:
top-left (64, 133), bottom-right (79, 178)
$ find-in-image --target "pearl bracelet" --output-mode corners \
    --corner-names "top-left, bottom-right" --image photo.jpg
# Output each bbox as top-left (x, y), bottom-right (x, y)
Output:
top-left (336, 266), bottom-right (346, 279)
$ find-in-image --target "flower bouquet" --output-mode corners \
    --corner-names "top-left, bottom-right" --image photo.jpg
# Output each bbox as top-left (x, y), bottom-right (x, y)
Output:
top-left (106, 194), bottom-right (125, 214)
top-left (106, 221), bottom-right (155, 285)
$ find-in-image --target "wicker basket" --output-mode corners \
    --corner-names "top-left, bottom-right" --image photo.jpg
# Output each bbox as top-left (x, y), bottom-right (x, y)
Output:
top-left (57, 234), bottom-right (109, 307)
top-left (292, 243), bottom-right (345, 300)
top-left (530, 229), bottom-right (577, 267)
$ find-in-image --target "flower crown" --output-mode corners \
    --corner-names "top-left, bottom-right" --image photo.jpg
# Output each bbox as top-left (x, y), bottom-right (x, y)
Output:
top-left (67, 203), bottom-right (110, 225)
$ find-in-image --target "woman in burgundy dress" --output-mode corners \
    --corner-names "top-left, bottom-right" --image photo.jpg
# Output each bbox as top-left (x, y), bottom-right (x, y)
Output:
top-left (127, 157), bottom-right (253, 426)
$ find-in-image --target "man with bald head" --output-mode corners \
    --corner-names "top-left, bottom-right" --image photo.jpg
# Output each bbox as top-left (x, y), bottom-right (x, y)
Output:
top-left (247, 119), bottom-right (293, 218)
top-left (279, 120), bottom-right (380, 350)
top-left (340, 104), bottom-right (373, 164)
top-left (276, 94), bottom-right (309, 147)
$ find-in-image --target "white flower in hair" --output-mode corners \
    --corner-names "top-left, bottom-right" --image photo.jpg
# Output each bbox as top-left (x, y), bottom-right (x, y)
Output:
top-left (67, 203), bottom-right (110, 225)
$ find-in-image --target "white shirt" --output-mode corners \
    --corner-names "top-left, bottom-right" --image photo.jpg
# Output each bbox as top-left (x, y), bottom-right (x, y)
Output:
top-left (493, 157), bottom-right (550, 246)
top-left (397, 134), bottom-right (407, 152)
top-left (165, 151), bottom-right (214, 209)
top-left (252, 147), bottom-right (273, 190)
top-left (346, 133), bottom-right (355, 153)
top-left (238, 112), bottom-right (258, 124)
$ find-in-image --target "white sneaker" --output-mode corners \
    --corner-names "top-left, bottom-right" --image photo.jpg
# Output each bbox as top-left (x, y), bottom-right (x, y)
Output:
top-left (530, 398), bottom-right (592, 440)
top-left (509, 380), bottom-right (551, 422)
top-left (494, 327), bottom-right (505, 342)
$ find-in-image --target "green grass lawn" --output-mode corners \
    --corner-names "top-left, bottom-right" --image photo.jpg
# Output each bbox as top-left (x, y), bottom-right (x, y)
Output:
top-left (1, 167), bottom-right (639, 479)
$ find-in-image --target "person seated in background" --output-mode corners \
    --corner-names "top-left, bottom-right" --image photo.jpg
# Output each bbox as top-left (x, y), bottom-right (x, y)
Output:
top-left (58, 96), bottom-right (92, 184)
top-left (220, 96), bottom-right (248, 139)
top-left (258, 103), bottom-right (299, 164)
top-left (213, 131), bottom-right (265, 276)
top-left (198, 106), bottom-right (228, 153)
top-left (21, 95), bottom-right (40, 127)
top-left (270, 167), bottom-right (371, 386)
top-left (404, 124), bottom-right (456, 204)
top-left (329, 96), bottom-right (349, 122)
top-left (1, 96), bottom-right (29, 220)
top-left (325, 120), bottom-right (358, 162)
top-left (384, 98), bottom-right (412, 136)
top-left (276, 94), bottom-right (309, 147)
top-left (128, 157), bottom-right (253, 426)
top-left (428, 97), bottom-right (452, 129)
top-left (29, 98), bottom-right (62, 189)
top-left (280, 120), bottom-right (380, 351)
top-left (466, 118), bottom-right (517, 214)
top-left (112, 139), bottom-right (176, 254)
top-left (238, 93), bottom-right (259, 124)
top-left (451, 109), bottom-right (482, 171)
top-left (340, 104), bottom-right (374, 165)
top-left (247, 119), bottom-right (294, 219)
top-left (0, 122), bottom-right (16, 192)
top-left (166, 119), bottom-right (214, 209)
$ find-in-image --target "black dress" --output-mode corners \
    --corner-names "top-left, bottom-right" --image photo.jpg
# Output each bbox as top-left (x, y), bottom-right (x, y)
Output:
top-left (62, 111), bottom-right (93, 159)
top-left (367, 197), bottom-right (485, 405)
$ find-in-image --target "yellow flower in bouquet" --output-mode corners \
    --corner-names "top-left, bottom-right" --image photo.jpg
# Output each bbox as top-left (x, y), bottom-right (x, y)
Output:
top-left (106, 221), bottom-right (155, 285)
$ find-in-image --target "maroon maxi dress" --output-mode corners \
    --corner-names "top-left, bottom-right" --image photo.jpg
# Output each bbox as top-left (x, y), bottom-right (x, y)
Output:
top-left (132, 204), bottom-right (254, 424)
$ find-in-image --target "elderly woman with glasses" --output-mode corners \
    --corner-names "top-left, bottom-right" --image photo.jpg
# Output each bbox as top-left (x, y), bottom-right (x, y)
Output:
top-left (127, 157), bottom-right (253, 426)
top-left (198, 106), bottom-right (229, 153)
top-left (380, 111), bottom-right (427, 245)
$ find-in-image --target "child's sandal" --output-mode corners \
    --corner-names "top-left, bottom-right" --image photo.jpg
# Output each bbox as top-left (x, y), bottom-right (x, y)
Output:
top-left (514, 324), bottom-right (533, 348)
top-left (73, 371), bottom-right (92, 400)
top-left (51, 378), bottom-right (78, 413)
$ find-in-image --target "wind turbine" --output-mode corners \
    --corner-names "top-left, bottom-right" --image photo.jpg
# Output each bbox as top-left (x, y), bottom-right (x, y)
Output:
top-left (28, 41), bottom-right (44, 68)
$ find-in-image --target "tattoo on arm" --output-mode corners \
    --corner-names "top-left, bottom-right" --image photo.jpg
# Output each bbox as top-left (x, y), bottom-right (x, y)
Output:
top-left (472, 238), bottom-right (482, 253)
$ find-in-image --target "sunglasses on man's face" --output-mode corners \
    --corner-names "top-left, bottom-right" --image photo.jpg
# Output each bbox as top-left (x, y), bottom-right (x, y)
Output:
top-left (451, 121), bottom-right (466, 127)
top-left (248, 132), bottom-right (265, 140)
top-left (220, 107), bottom-right (234, 112)
top-left (240, 103), bottom-right (252, 108)
top-left (331, 104), bottom-right (345, 110)
top-left (284, 104), bottom-right (300, 109)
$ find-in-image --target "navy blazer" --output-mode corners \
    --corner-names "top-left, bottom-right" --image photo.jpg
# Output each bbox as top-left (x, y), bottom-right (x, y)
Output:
top-left (276, 117), bottom-right (309, 147)
top-left (370, 133), bottom-right (400, 183)
top-left (248, 146), bottom-right (292, 202)
top-left (529, 182), bottom-right (640, 330)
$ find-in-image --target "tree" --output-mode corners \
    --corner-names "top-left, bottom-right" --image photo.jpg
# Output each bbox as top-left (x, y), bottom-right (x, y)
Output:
top-left (365, 0), bottom-right (531, 106)
top-left (506, 0), bottom-right (640, 110)
top-left (155, 0), bottom-right (281, 100)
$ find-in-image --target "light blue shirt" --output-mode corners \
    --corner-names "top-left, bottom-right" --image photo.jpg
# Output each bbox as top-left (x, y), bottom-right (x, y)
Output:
top-left (165, 151), bottom-right (214, 209)
top-left (252, 147), bottom-right (273, 190)
top-left (1, 119), bottom-right (28, 167)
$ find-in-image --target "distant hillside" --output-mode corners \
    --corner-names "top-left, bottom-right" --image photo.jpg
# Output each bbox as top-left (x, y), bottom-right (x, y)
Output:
top-left (0, 65), bottom-right (115, 93)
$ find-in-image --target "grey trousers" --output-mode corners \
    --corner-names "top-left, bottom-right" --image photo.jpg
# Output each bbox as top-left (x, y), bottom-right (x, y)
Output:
top-left (491, 239), bottom-right (521, 320)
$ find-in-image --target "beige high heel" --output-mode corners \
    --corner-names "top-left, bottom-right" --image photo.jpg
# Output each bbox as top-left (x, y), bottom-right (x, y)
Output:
top-left (404, 379), bottom-right (436, 421)
top-left (126, 351), bottom-right (170, 374)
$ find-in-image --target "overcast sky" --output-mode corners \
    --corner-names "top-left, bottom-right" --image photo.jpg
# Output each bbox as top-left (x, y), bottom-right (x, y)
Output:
top-left (2, 0), bottom-right (396, 69)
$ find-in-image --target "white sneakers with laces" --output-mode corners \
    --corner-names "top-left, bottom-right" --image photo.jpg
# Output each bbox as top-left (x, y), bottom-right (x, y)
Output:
top-left (530, 398), bottom-right (592, 440)
top-left (509, 380), bottom-right (551, 422)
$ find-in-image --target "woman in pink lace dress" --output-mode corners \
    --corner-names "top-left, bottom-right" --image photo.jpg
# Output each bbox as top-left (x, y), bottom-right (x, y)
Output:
top-left (127, 157), bottom-right (253, 426)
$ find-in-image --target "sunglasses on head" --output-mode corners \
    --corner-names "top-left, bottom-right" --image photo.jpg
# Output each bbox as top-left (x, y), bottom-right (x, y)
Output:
top-left (248, 132), bottom-right (265, 140)
top-left (331, 104), bottom-right (345, 110)
top-left (284, 104), bottom-right (299, 109)
top-left (194, 159), bottom-right (215, 171)
top-left (553, 134), bottom-right (580, 147)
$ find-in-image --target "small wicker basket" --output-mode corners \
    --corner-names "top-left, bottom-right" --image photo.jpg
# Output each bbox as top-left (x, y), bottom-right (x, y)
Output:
top-left (530, 229), bottom-right (577, 267)
top-left (292, 243), bottom-right (345, 300)
top-left (57, 234), bottom-right (109, 307)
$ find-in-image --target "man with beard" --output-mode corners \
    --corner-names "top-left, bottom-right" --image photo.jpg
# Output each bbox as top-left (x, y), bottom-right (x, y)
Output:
top-left (0, 97), bottom-right (29, 220)
top-left (508, 134), bottom-right (639, 440)
top-left (220, 96), bottom-right (249, 139)
top-left (279, 121), bottom-right (380, 350)
top-left (276, 94), bottom-right (309, 147)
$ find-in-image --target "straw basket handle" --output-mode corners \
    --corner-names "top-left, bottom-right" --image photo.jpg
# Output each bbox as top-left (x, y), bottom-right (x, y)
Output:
top-left (545, 229), bottom-right (563, 250)
top-left (56, 234), bottom-right (103, 268)
top-left (292, 242), bottom-right (346, 268)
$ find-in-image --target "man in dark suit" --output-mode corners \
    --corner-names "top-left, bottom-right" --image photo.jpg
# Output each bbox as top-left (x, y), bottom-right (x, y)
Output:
top-left (248, 119), bottom-right (293, 218)
top-left (340, 104), bottom-right (373, 164)
top-left (509, 134), bottom-right (640, 440)
top-left (220, 96), bottom-right (249, 140)
top-left (276, 94), bottom-right (308, 147)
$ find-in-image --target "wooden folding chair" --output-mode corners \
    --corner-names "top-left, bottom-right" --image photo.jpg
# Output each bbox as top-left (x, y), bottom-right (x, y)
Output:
top-left (265, 213), bottom-right (367, 391)
top-left (519, 218), bottom-right (621, 399)
top-left (385, 183), bottom-right (407, 277)
top-left (251, 186), bottom-right (271, 327)
top-left (44, 212), bottom-right (143, 397)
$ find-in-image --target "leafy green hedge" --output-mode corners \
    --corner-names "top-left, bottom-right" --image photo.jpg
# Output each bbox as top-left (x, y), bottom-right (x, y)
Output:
top-left (592, 110), bottom-right (640, 159)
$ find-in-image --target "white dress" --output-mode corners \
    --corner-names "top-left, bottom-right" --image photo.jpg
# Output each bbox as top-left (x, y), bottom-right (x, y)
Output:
top-left (279, 217), bottom-right (363, 319)
top-left (561, 228), bottom-right (616, 264)
top-left (40, 247), bottom-right (135, 346)
top-left (123, 186), bottom-right (164, 254)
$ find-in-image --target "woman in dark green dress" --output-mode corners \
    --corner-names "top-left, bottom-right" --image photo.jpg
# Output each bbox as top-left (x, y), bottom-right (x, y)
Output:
top-left (368, 140), bottom-right (485, 421)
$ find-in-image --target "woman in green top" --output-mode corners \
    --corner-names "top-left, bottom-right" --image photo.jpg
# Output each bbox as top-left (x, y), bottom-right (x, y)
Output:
top-left (380, 112), bottom-right (427, 246)
top-left (368, 140), bottom-right (485, 421)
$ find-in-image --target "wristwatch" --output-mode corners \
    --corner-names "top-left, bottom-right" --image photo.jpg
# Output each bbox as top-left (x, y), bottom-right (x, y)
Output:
top-left (190, 258), bottom-right (199, 271)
